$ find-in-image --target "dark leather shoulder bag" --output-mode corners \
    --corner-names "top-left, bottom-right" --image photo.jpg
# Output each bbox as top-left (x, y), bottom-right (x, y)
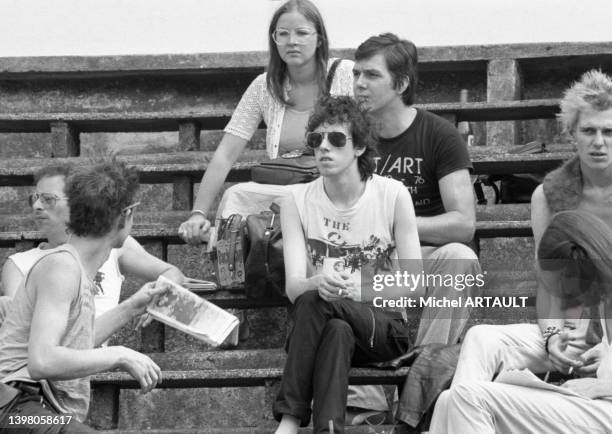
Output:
top-left (250, 58), bottom-right (343, 185)
top-left (243, 204), bottom-right (285, 299)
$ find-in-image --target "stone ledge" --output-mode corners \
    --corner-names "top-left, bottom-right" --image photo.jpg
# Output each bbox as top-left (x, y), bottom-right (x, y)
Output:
top-left (0, 42), bottom-right (610, 78)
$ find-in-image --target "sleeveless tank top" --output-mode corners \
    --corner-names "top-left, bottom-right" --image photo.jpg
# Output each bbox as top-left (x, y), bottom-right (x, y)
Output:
top-left (9, 245), bottom-right (124, 317)
top-left (0, 244), bottom-right (96, 420)
top-left (291, 174), bottom-right (408, 316)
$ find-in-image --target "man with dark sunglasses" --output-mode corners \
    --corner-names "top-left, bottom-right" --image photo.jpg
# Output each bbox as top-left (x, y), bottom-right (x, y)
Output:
top-left (353, 33), bottom-right (480, 347)
top-left (273, 95), bottom-right (423, 433)
top-left (0, 161), bottom-right (169, 431)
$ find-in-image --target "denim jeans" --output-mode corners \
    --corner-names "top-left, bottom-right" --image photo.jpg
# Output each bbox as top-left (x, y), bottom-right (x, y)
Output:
top-left (0, 385), bottom-right (94, 433)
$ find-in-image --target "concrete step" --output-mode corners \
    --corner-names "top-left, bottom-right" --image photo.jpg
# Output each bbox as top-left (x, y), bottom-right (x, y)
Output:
top-left (0, 99), bottom-right (559, 133)
top-left (87, 349), bottom-right (410, 430)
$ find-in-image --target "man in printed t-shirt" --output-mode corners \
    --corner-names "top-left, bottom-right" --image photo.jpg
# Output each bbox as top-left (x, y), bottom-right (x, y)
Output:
top-left (353, 32), bottom-right (481, 346)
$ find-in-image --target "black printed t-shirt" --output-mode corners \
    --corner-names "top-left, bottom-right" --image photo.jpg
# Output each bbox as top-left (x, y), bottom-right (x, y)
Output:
top-left (374, 109), bottom-right (472, 217)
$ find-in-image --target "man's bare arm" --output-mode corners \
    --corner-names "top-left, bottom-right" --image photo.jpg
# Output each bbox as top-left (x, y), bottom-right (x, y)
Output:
top-left (27, 253), bottom-right (162, 393)
top-left (416, 169), bottom-right (476, 244)
top-left (118, 236), bottom-right (185, 285)
top-left (28, 253), bottom-right (122, 379)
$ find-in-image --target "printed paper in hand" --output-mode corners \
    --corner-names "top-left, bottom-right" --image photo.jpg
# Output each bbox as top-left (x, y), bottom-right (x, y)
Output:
top-left (494, 369), bottom-right (588, 399)
top-left (147, 276), bottom-right (239, 346)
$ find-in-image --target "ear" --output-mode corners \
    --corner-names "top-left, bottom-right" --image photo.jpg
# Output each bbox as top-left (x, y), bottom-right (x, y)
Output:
top-left (396, 77), bottom-right (410, 95)
top-left (355, 146), bottom-right (366, 158)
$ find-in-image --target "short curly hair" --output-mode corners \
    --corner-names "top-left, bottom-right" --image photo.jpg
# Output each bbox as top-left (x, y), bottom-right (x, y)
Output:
top-left (307, 95), bottom-right (378, 181)
top-left (66, 160), bottom-right (139, 237)
top-left (559, 69), bottom-right (612, 134)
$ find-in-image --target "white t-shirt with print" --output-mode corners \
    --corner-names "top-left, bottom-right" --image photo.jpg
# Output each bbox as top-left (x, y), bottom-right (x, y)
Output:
top-left (291, 174), bottom-right (408, 313)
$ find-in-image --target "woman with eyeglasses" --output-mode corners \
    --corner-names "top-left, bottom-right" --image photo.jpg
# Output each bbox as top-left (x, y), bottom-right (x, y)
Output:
top-left (178, 0), bottom-right (354, 244)
top-left (1, 163), bottom-right (185, 319)
top-left (273, 96), bottom-right (423, 434)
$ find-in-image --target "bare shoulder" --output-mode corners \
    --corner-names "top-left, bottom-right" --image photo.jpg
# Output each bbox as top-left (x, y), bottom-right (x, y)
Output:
top-left (29, 252), bottom-right (81, 297)
top-left (531, 184), bottom-right (545, 204)
top-left (118, 235), bottom-right (145, 255)
top-left (531, 184), bottom-right (552, 245)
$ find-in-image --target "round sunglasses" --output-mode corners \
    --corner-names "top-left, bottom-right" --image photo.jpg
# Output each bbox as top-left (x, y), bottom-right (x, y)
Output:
top-left (306, 131), bottom-right (353, 149)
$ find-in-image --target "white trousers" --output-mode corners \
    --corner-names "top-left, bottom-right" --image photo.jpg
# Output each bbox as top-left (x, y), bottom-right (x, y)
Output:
top-left (431, 381), bottom-right (612, 434)
top-left (452, 322), bottom-right (591, 385)
top-left (217, 182), bottom-right (295, 218)
top-left (430, 322), bottom-right (595, 434)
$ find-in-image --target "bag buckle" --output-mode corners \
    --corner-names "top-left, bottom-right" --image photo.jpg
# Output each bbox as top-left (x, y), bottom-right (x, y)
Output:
top-left (280, 149), bottom-right (304, 159)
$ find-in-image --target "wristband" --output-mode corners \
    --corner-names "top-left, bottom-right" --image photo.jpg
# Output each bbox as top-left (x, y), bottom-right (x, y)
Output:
top-left (542, 326), bottom-right (561, 354)
top-left (190, 210), bottom-right (207, 219)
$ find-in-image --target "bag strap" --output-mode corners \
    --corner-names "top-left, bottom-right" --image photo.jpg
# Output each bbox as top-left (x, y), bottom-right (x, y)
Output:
top-left (263, 210), bottom-right (278, 275)
top-left (226, 214), bottom-right (242, 274)
top-left (263, 219), bottom-right (274, 276)
top-left (325, 58), bottom-right (343, 96)
top-left (262, 211), bottom-right (283, 293)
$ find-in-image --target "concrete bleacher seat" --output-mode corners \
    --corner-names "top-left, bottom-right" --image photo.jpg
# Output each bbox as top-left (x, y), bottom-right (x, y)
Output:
top-left (0, 98), bottom-right (560, 133)
top-left (0, 41), bottom-right (610, 431)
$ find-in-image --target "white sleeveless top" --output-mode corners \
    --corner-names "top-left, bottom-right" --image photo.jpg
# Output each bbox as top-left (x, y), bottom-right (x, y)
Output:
top-left (0, 244), bottom-right (96, 420)
top-left (291, 174), bottom-right (407, 315)
top-left (9, 245), bottom-right (124, 317)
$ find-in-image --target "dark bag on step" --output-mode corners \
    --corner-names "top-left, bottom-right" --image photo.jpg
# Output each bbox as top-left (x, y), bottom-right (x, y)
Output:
top-left (244, 204), bottom-right (285, 299)
top-left (474, 141), bottom-right (547, 205)
top-left (250, 148), bottom-right (318, 185)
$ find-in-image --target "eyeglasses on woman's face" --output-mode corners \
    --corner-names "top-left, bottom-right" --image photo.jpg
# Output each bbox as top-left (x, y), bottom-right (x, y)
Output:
top-left (272, 27), bottom-right (317, 45)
